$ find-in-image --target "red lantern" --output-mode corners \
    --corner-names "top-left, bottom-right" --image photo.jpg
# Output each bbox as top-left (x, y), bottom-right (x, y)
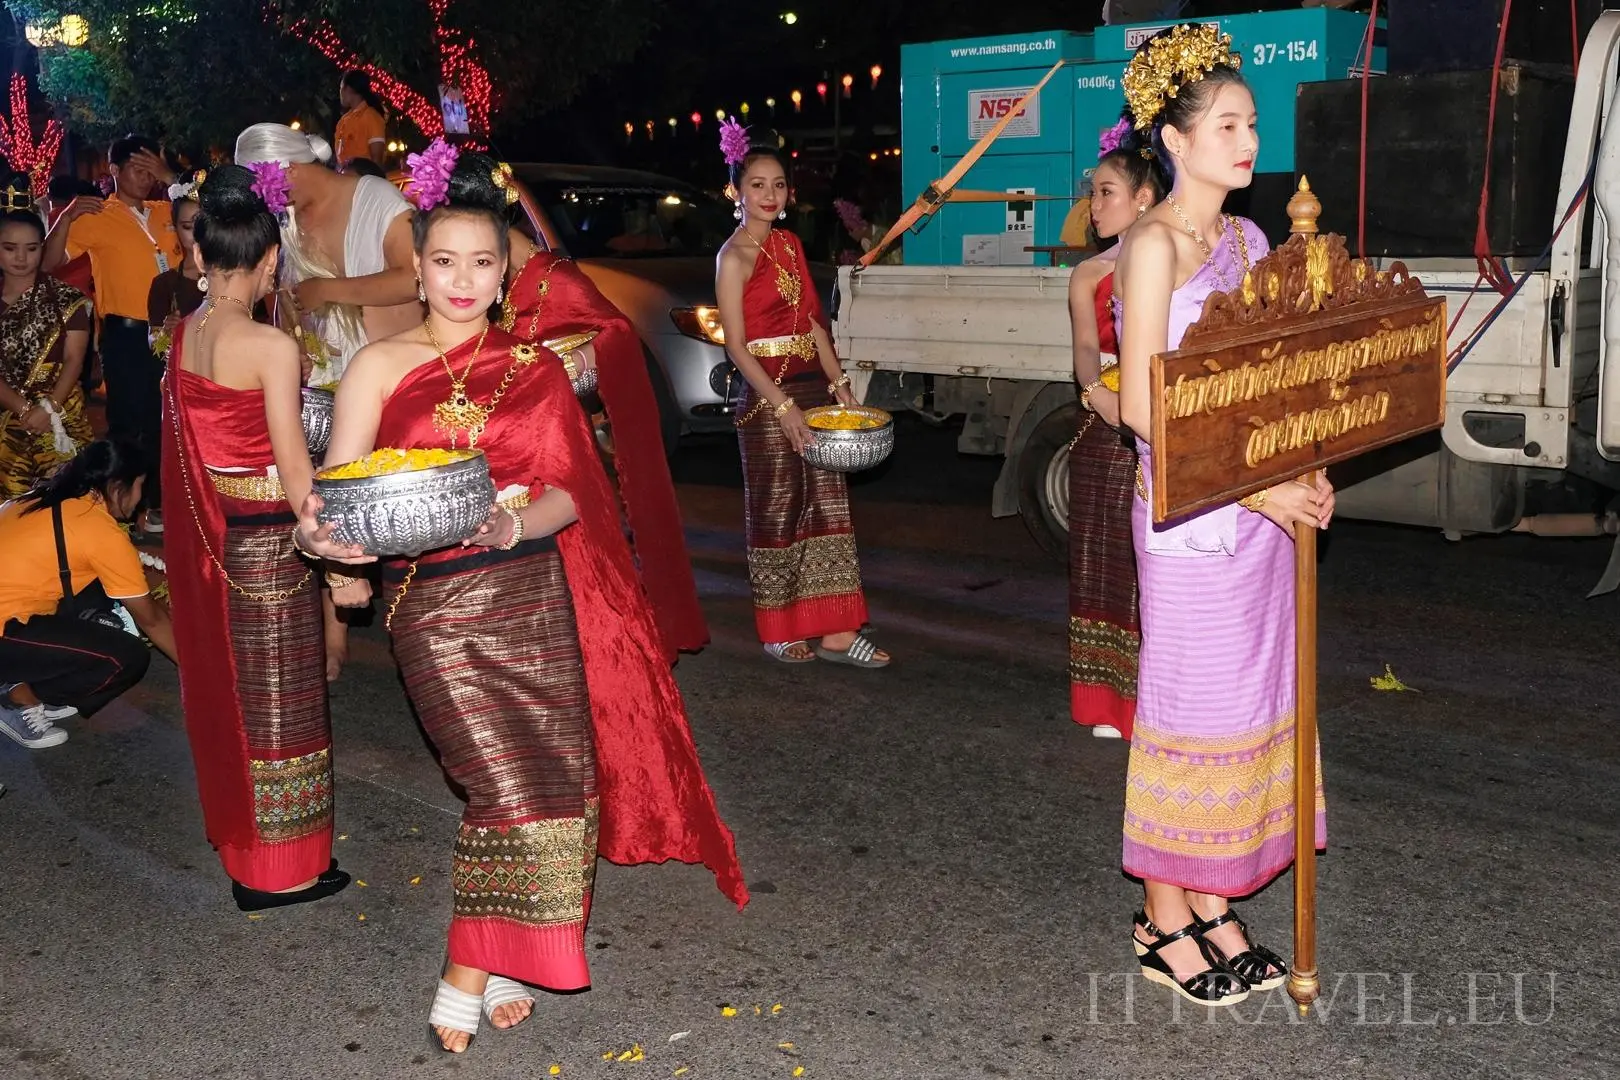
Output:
top-left (816, 81), bottom-right (828, 103)
top-left (841, 74), bottom-right (854, 98)
top-left (690, 111), bottom-right (703, 131)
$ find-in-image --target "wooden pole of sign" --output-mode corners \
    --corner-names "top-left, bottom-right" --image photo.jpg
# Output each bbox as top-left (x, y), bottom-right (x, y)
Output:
top-left (1285, 180), bottom-right (1323, 1015)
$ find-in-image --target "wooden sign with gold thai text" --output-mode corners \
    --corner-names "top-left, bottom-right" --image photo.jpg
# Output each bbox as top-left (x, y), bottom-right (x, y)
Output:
top-left (1148, 218), bottom-right (1446, 523)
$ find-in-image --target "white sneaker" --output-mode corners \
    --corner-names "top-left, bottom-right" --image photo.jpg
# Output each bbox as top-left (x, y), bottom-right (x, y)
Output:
top-left (39, 703), bottom-right (79, 722)
top-left (1091, 725), bottom-right (1124, 739)
top-left (0, 703), bottom-right (70, 749)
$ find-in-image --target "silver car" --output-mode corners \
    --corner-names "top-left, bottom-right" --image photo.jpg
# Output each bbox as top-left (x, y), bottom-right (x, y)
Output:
top-left (512, 164), bottom-right (834, 453)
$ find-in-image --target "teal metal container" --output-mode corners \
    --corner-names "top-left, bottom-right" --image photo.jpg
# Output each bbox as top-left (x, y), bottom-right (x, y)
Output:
top-left (900, 31), bottom-right (1093, 266)
top-left (899, 10), bottom-right (1385, 266)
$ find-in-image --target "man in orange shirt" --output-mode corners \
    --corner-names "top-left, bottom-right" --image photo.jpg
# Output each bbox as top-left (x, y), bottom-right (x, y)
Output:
top-left (335, 70), bottom-right (389, 171)
top-left (43, 135), bottom-right (183, 531)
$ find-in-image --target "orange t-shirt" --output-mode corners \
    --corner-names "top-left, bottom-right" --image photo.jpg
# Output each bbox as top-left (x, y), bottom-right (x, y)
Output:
top-left (0, 495), bottom-right (149, 635)
top-left (66, 199), bottom-right (180, 321)
top-left (336, 104), bottom-right (387, 166)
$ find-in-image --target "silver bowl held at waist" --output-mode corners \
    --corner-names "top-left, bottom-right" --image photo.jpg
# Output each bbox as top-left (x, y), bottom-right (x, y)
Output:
top-left (301, 386), bottom-right (335, 459)
top-left (799, 405), bottom-right (896, 474)
top-left (312, 451), bottom-right (497, 558)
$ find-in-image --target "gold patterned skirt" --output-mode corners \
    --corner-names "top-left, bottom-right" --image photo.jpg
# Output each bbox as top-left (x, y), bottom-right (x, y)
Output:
top-left (736, 375), bottom-right (870, 644)
top-left (211, 504), bottom-right (333, 891)
top-left (385, 540), bottom-right (599, 990)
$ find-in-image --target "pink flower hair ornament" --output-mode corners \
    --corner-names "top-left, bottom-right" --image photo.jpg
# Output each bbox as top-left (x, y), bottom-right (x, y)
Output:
top-left (1098, 118), bottom-right (1132, 159)
top-left (719, 117), bottom-right (750, 166)
top-left (247, 161), bottom-right (292, 215)
top-left (405, 138), bottom-right (459, 212)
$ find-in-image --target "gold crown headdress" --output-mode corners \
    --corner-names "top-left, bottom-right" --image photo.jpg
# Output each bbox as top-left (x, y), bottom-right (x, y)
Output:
top-left (1122, 23), bottom-right (1242, 132)
top-left (1, 184), bottom-right (35, 213)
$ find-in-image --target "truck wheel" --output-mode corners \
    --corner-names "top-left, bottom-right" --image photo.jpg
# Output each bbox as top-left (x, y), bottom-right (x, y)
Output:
top-left (1018, 402), bottom-right (1079, 563)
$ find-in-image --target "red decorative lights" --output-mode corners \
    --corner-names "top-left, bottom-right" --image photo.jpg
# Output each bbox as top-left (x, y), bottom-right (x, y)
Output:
top-left (0, 74), bottom-right (64, 195)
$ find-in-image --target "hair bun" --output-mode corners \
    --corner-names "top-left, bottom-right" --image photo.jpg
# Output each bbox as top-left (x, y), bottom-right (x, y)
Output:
top-left (197, 164), bottom-right (268, 224)
top-left (445, 151), bottom-right (510, 216)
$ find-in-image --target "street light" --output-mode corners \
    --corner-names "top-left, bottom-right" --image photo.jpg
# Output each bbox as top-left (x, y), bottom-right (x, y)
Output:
top-left (870, 64), bottom-right (883, 89)
top-left (60, 15), bottom-right (90, 48)
top-left (791, 90), bottom-right (803, 113)
top-left (841, 74), bottom-right (854, 98)
top-left (781, 11), bottom-right (798, 24)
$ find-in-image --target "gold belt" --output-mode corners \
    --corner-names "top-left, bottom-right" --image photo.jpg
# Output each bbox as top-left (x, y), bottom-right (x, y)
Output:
top-left (208, 471), bottom-right (285, 504)
top-left (746, 333), bottom-right (816, 360)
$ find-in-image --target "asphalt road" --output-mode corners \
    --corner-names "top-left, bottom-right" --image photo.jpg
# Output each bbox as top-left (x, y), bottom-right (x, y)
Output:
top-left (4, 417), bottom-right (1617, 1079)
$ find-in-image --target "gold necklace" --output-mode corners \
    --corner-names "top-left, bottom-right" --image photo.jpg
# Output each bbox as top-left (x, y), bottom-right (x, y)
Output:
top-left (740, 227), bottom-right (803, 310)
top-left (193, 293), bottom-right (251, 334)
top-left (1165, 197), bottom-right (1249, 292)
top-left (424, 318), bottom-right (492, 447)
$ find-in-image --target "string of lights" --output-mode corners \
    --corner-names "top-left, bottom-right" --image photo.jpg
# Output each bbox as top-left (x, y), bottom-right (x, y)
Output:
top-left (0, 74), bottom-right (66, 194)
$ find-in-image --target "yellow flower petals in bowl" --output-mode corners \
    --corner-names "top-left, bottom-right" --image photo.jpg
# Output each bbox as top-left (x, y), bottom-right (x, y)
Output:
top-left (799, 405), bottom-right (895, 473)
top-left (317, 448), bottom-right (476, 480)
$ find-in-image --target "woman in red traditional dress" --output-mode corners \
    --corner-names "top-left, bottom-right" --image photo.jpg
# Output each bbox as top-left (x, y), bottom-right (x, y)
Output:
top-left (497, 177), bottom-right (708, 658)
top-left (161, 164), bottom-right (351, 910)
top-left (1066, 143), bottom-right (1166, 741)
top-left (713, 122), bottom-right (889, 667)
top-left (296, 146), bottom-right (746, 1054)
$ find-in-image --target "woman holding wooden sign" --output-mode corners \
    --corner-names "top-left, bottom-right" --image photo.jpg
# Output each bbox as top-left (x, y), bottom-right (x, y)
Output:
top-left (1111, 24), bottom-right (1334, 1008)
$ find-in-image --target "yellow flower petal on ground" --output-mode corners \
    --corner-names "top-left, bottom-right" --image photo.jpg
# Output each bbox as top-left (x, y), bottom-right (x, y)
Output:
top-left (549, 1067), bottom-right (561, 1076)
top-left (355, 880), bottom-right (368, 887)
top-left (674, 1069), bottom-right (690, 1077)
top-left (630, 1046), bottom-right (646, 1062)
top-left (336, 834), bottom-right (349, 841)
top-left (777, 1043), bottom-right (795, 1051)
top-left (720, 1006), bottom-right (737, 1017)
top-left (753, 1005), bottom-right (762, 1016)
top-left (771, 1004), bottom-right (785, 1014)
top-left (246, 913), bottom-right (264, 921)
top-left (1369, 664), bottom-right (1419, 692)
top-left (603, 1051), bottom-right (615, 1061)
top-left (357, 913), bottom-right (367, 921)
top-left (793, 1068), bottom-right (805, 1077)
top-left (410, 876), bottom-right (422, 886)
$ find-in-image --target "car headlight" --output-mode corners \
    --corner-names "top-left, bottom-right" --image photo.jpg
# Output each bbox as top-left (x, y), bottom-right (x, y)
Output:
top-left (670, 305), bottom-right (726, 345)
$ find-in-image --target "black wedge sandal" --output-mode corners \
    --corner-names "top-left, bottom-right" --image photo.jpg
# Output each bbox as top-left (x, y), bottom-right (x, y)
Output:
top-left (1191, 909), bottom-right (1288, 992)
top-left (1132, 912), bottom-right (1250, 1007)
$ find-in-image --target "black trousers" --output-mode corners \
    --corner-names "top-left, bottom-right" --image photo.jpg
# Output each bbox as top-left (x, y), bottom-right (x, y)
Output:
top-left (0, 613), bottom-right (151, 716)
top-left (101, 317), bottom-right (163, 506)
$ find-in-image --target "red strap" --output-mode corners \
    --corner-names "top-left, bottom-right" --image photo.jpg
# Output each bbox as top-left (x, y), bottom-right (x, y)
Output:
top-left (1356, 1), bottom-right (1379, 260)
top-left (1474, 0), bottom-right (1517, 294)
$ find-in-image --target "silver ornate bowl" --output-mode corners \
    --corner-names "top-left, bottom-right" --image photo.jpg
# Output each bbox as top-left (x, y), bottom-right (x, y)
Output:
top-left (543, 330), bottom-right (601, 398)
top-left (312, 449), bottom-right (496, 557)
top-left (801, 405), bottom-right (895, 473)
top-left (301, 386), bottom-right (336, 459)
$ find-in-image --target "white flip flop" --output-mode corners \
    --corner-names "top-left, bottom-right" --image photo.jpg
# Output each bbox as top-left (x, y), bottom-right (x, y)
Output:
top-left (428, 978), bottom-right (482, 1052)
top-left (482, 975), bottom-right (536, 1029)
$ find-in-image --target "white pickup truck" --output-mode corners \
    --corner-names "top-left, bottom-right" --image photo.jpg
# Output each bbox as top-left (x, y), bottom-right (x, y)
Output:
top-left (835, 13), bottom-right (1620, 565)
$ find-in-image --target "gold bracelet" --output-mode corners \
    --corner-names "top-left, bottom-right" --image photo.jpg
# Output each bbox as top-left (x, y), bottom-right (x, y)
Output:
top-left (561, 352), bottom-right (579, 381)
top-left (1239, 488), bottom-right (1269, 512)
top-left (828, 375), bottom-right (851, 394)
top-left (325, 572), bottom-right (359, 589)
top-left (1080, 379), bottom-right (1104, 411)
top-left (497, 504), bottom-right (525, 550)
top-left (291, 525), bottom-right (309, 553)
top-left (773, 399), bottom-right (795, 418)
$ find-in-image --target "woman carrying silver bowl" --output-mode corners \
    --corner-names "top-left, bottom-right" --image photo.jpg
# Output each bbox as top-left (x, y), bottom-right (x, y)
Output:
top-left (294, 149), bottom-right (746, 1055)
top-left (713, 121), bottom-right (890, 669)
top-left (161, 164), bottom-right (351, 912)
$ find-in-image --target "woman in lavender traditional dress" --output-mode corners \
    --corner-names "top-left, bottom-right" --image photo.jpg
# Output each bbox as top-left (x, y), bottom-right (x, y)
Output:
top-left (1112, 25), bottom-right (1335, 1008)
